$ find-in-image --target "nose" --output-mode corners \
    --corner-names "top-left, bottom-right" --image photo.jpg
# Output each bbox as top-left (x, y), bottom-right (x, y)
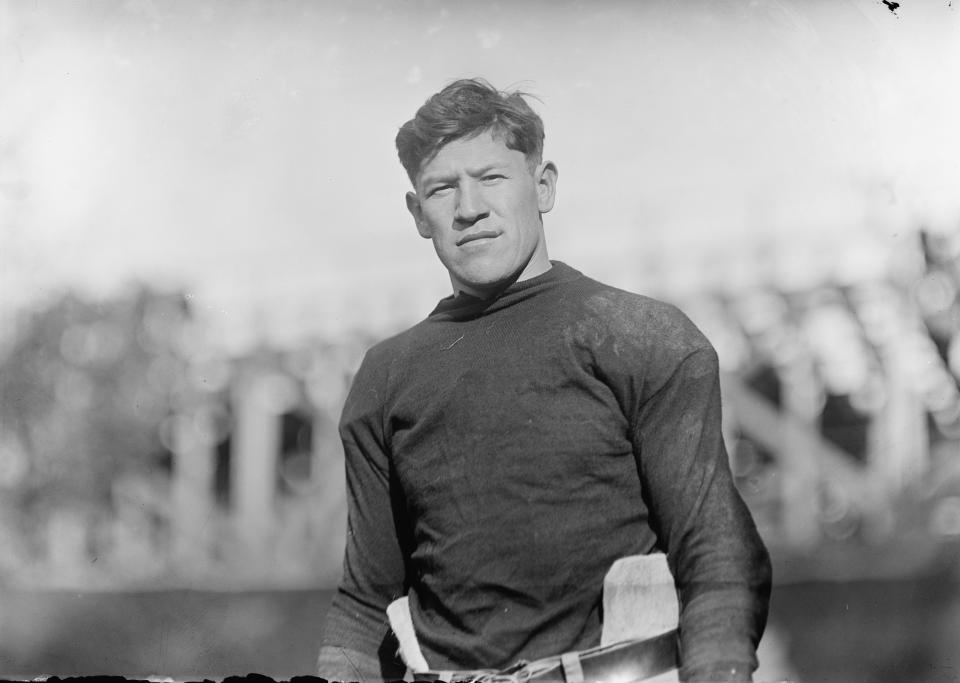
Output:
top-left (454, 182), bottom-right (488, 225)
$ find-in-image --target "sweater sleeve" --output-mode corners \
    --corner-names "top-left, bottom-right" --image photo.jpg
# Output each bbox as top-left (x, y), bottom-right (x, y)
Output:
top-left (632, 344), bottom-right (772, 682)
top-left (318, 351), bottom-right (408, 682)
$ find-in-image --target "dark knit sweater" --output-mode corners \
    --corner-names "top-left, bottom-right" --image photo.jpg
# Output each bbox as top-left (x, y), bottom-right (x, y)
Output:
top-left (320, 262), bottom-right (771, 682)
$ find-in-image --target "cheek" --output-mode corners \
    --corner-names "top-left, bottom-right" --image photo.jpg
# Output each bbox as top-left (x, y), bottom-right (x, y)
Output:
top-left (420, 198), bottom-right (453, 225)
top-left (419, 217), bottom-right (447, 241)
top-left (514, 192), bottom-right (542, 221)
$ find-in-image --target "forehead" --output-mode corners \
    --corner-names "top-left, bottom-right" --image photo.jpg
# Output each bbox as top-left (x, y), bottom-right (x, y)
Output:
top-left (418, 131), bottom-right (528, 180)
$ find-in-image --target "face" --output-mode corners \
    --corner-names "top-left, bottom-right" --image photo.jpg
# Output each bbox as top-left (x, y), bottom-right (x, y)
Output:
top-left (406, 130), bottom-right (558, 298)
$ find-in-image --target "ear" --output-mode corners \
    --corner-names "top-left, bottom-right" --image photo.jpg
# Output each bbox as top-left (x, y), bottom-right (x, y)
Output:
top-left (406, 191), bottom-right (431, 239)
top-left (535, 160), bottom-right (558, 214)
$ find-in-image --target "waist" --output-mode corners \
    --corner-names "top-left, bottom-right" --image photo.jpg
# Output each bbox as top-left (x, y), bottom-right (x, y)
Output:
top-left (413, 630), bottom-right (678, 683)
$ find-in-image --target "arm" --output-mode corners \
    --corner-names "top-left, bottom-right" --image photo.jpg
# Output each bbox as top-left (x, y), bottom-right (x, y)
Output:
top-left (318, 354), bottom-right (409, 682)
top-left (633, 345), bottom-right (771, 682)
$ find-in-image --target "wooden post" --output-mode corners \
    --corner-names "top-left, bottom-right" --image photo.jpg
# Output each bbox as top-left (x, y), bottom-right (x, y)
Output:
top-left (779, 359), bottom-right (822, 549)
top-left (871, 346), bottom-right (928, 493)
top-left (856, 286), bottom-right (930, 495)
top-left (46, 508), bottom-right (89, 586)
top-left (231, 369), bottom-right (295, 574)
top-left (170, 409), bottom-right (216, 568)
top-left (306, 353), bottom-right (350, 585)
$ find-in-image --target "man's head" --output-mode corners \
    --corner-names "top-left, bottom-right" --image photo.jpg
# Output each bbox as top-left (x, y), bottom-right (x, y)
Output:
top-left (397, 79), bottom-right (558, 299)
top-left (396, 78), bottom-right (545, 185)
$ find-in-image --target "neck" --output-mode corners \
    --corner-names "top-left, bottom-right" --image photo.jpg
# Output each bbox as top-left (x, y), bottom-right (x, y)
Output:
top-left (452, 242), bottom-right (552, 299)
top-left (452, 259), bottom-right (553, 301)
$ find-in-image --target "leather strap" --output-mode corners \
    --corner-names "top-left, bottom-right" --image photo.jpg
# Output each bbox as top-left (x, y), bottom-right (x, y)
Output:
top-left (414, 630), bottom-right (678, 683)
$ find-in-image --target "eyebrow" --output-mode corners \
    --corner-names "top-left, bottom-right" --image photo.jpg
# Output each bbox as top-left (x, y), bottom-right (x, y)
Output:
top-left (420, 164), bottom-right (506, 188)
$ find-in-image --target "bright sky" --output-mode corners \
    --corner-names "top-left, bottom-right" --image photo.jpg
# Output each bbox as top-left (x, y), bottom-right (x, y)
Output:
top-left (1, 0), bottom-right (959, 345)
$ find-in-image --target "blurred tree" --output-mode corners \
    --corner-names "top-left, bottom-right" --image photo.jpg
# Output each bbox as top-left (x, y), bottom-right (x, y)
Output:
top-left (0, 286), bottom-right (192, 542)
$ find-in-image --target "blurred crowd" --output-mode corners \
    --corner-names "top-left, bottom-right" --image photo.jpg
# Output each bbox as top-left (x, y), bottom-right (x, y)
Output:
top-left (0, 229), bottom-right (957, 591)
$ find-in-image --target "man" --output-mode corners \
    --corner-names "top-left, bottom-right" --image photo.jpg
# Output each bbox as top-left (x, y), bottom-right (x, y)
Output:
top-left (318, 78), bottom-right (771, 682)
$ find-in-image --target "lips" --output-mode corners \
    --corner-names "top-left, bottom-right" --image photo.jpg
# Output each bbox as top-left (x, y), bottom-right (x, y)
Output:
top-left (457, 230), bottom-right (500, 246)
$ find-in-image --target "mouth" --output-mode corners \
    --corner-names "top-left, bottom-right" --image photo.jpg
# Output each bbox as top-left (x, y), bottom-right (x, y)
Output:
top-left (457, 231), bottom-right (500, 247)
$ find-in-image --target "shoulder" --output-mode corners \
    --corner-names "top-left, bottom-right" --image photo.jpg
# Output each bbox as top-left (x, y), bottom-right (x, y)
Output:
top-left (571, 275), bottom-right (714, 359)
top-left (361, 316), bottom-right (435, 369)
top-left (349, 314), bottom-right (443, 394)
top-left (340, 321), bottom-right (431, 432)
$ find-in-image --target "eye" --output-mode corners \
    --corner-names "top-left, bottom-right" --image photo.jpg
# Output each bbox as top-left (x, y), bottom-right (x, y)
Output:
top-left (427, 184), bottom-right (454, 197)
top-left (481, 174), bottom-right (505, 183)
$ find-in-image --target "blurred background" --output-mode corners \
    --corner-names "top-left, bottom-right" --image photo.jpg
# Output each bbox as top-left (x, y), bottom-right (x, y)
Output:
top-left (1, 0), bottom-right (959, 681)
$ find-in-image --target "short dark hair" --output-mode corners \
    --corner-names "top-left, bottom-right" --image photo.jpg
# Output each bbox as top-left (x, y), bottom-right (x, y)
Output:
top-left (396, 78), bottom-right (545, 185)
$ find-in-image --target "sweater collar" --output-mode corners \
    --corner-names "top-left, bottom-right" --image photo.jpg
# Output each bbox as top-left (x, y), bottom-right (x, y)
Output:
top-left (429, 261), bottom-right (583, 320)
